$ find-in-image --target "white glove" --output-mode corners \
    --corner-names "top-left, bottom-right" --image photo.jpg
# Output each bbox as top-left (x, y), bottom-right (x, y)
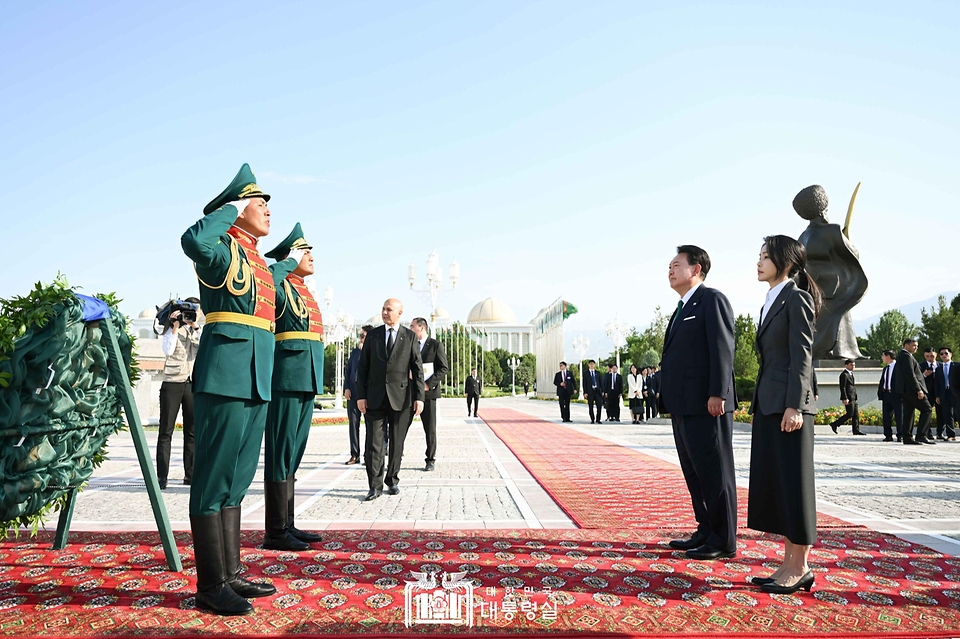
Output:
top-left (228, 199), bottom-right (250, 215)
top-left (287, 248), bottom-right (306, 264)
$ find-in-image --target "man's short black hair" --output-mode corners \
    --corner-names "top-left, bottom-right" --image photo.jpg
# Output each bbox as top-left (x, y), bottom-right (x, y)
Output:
top-left (924, 346), bottom-right (937, 353)
top-left (941, 346), bottom-right (953, 354)
top-left (904, 337), bottom-right (918, 345)
top-left (676, 244), bottom-right (711, 279)
top-left (361, 324), bottom-right (375, 333)
top-left (559, 361), bottom-right (567, 366)
top-left (588, 359), bottom-right (595, 364)
top-left (185, 296), bottom-right (200, 305)
top-left (882, 349), bottom-right (896, 358)
top-left (412, 317), bottom-right (429, 332)
top-left (844, 358), bottom-right (855, 365)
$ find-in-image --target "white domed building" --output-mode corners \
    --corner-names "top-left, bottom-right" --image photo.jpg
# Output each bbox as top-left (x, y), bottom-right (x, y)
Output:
top-left (466, 297), bottom-right (533, 355)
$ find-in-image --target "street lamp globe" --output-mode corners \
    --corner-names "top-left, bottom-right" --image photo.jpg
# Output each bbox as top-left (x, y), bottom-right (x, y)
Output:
top-left (449, 259), bottom-right (460, 288)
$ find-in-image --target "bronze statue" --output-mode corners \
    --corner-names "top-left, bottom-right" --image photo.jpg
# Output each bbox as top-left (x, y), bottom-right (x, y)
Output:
top-left (794, 184), bottom-right (868, 361)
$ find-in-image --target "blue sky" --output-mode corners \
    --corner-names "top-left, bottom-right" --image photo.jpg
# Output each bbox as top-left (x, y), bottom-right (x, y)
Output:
top-left (3, 1), bottom-right (959, 354)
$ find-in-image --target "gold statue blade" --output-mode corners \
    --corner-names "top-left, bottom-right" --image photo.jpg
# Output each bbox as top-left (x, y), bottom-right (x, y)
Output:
top-left (843, 182), bottom-right (861, 239)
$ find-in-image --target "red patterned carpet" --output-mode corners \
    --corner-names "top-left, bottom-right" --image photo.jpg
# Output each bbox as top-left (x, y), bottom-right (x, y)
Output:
top-left (480, 408), bottom-right (851, 531)
top-left (1, 408), bottom-right (959, 637)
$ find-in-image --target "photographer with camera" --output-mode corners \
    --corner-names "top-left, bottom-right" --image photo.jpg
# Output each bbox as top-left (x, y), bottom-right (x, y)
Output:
top-left (158, 296), bottom-right (202, 490)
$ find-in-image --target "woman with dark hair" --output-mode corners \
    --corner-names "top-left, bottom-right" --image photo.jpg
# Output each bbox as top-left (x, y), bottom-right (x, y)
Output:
top-left (748, 234), bottom-right (823, 595)
top-left (627, 364), bottom-right (644, 423)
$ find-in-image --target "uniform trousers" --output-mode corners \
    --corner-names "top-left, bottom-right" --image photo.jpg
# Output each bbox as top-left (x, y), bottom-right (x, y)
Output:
top-left (265, 390), bottom-right (313, 482)
top-left (190, 393), bottom-right (267, 516)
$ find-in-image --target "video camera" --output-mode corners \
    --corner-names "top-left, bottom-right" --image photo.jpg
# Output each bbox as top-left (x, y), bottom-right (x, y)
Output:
top-left (154, 299), bottom-right (200, 335)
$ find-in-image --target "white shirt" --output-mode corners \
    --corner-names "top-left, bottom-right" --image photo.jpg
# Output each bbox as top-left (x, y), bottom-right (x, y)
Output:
top-left (418, 338), bottom-right (426, 351)
top-left (883, 361), bottom-right (896, 391)
top-left (680, 282), bottom-right (702, 308)
top-left (761, 279), bottom-right (790, 324)
top-left (944, 361), bottom-right (952, 388)
top-left (385, 324), bottom-right (399, 347)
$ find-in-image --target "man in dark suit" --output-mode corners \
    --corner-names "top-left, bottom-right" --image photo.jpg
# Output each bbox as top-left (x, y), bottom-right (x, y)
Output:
top-left (895, 338), bottom-right (934, 445)
top-left (647, 365), bottom-right (661, 418)
top-left (921, 347), bottom-right (941, 433)
top-left (409, 318), bottom-right (449, 471)
top-left (554, 362), bottom-right (574, 422)
top-left (603, 364), bottom-right (623, 421)
top-left (465, 368), bottom-right (480, 417)
top-left (582, 359), bottom-right (604, 423)
top-left (659, 245), bottom-right (738, 560)
top-left (343, 325), bottom-right (373, 465)
top-left (830, 359), bottom-right (864, 435)
top-left (877, 350), bottom-right (903, 442)
top-left (356, 299), bottom-right (424, 500)
top-left (935, 347), bottom-right (958, 441)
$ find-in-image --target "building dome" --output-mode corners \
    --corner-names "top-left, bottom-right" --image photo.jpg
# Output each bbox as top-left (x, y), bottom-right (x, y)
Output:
top-left (467, 298), bottom-right (517, 324)
top-left (139, 308), bottom-right (156, 319)
top-left (433, 307), bottom-right (450, 319)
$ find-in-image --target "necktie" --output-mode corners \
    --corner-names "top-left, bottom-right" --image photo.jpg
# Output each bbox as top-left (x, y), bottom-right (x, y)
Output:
top-left (591, 371), bottom-right (596, 385)
top-left (884, 365), bottom-right (890, 392)
top-left (668, 300), bottom-right (684, 335)
top-left (611, 374), bottom-right (615, 389)
top-left (387, 328), bottom-right (395, 356)
top-left (946, 363), bottom-right (951, 389)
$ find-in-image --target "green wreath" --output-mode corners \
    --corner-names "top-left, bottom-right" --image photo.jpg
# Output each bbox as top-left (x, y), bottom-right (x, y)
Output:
top-left (0, 276), bottom-right (138, 536)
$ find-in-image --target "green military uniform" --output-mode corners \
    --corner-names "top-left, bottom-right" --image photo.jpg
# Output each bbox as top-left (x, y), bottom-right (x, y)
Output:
top-left (181, 164), bottom-right (294, 616)
top-left (261, 224), bottom-right (325, 550)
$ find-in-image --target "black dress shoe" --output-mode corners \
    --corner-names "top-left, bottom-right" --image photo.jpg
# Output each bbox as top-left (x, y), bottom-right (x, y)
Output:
top-left (386, 485), bottom-right (400, 496)
top-left (424, 462), bottom-right (435, 472)
top-left (904, 438), bottom-right (921, 445)
top-left (761, 571), bottom-right (815, 594)
top-left (921, 438), bottom-right (937, 445)
top-left (685, 544), bottom-right (736, 560)
top-left (853, 431), bottom-right (867, 436)
top-left (668, 532), bottom-right (707, 550)
top-left (882, 437), bottom-right (893, 442)
top-left (830, 423), bottom-right (838, 433)
top-left (364, 489), bottom-right (382, 501)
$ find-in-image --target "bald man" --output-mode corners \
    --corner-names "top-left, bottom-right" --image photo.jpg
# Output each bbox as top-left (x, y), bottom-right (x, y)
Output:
top-left (356, 299), bottom-right (425, 501)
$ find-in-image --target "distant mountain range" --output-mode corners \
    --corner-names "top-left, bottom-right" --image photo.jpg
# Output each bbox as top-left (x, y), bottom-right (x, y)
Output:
top-left (853, 291), bottom-right (960, 336)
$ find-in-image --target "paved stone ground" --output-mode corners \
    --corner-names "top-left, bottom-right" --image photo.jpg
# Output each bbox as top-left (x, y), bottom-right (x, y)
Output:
top-left (46, 396), bottom-right (960, 556)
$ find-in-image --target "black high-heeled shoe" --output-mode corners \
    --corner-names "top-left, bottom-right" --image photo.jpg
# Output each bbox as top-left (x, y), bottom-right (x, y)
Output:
top-left (748, 576), bottom-right (775, 586)
top-left (760, 571), bottom-right (814, 594)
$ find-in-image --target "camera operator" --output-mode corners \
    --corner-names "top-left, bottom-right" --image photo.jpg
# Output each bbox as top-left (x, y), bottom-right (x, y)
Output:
top-left (158, 297), bottom-right (202, 490)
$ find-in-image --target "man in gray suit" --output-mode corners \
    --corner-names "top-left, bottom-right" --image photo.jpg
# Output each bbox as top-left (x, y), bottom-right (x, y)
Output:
top-left (356, 299), bottom-right (425, 500)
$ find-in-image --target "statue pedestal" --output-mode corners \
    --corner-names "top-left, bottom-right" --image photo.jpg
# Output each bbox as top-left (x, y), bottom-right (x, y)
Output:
top-left (814, 361), bottom-right (883, 409)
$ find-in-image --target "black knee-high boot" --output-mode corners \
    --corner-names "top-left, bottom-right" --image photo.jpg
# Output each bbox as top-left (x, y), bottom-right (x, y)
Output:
top-left (221, 506), bottom-right (277, 597)
top-left (190, 512), bottom-right (253, 616)
top-left (262, 480), bottom-right (309, 551)
top-left (287, 476), bottom-right (322, 543)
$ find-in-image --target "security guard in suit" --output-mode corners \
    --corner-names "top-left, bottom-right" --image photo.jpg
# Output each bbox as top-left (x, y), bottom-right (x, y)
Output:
top-left (262, 224), bottom-right (325, 551)
top-left (181, 164), bottom-right (297, 616)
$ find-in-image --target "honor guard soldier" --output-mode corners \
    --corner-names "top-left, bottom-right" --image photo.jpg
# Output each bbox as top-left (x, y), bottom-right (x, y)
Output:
top-left (262, 224), bottom-right (325, 551)
top-left (181, 164), bottom-right (297, 616)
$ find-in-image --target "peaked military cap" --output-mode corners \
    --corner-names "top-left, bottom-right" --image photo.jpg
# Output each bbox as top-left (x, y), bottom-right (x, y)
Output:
top-left (265, 222), bottom-right (313, 260)
top-left (203, 163), bottom-right (271, 215)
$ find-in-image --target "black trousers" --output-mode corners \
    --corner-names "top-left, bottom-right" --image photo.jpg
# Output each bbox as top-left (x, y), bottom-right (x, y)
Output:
top-left (466, 393), bottom-right (479, 416)
top-left (881, 391), bottom-right (903, 440)
top-left (605, 394), bottom-right (621, 420)
top-left (586, 391), bottom-right (603, 422)
top-left (671, 412), bottom-right (738, 553)
top-left (364, 398), bottom-right (411, 491)
top-left (645, 395), bottom-right (657, 420)
top-left (158, 380), bottom-right (195, 484)
top-left (937, 393), bottom-right (957, 439)
top-left (347, 398), bottom-right (362, 458)
top-left (422, 397), bottom-right (437, 463)
top-left (558, 394), bottom-right (571, 421)
top-left (833, 401), bottom-right (860, 432)
top-left (902, 392), bottom-right (933, 441)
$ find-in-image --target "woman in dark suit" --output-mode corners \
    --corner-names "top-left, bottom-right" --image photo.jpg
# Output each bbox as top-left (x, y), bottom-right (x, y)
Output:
top-left (748, 235), bottom-right (822, 594)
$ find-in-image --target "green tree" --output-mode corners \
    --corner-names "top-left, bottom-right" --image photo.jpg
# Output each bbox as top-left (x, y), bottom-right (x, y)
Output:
top-left (482, 356), bottom-right (502, 391)
top-left (622, 306), bottom-right (669, 366)
top-left (919, 295), bottom-right (960, 357)
top-left (323, 343), bottom-right (337, 394)
top-left (639, 348), bottom-right (660, 368)
top-left (861, 310), bottom-right (919, 360)
top-left (734, 314), bottom-right (759, 380)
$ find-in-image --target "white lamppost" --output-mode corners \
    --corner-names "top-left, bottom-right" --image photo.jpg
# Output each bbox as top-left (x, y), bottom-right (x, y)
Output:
top-left (408, 250), bottom-right (460, 325)
top-left (606, 315), bottom-right (627, 371)
top-left (324, 284), bottom-right (334, 310)
top-left (508, 356), bottom-right (520, 396)
top-left (572, 333), bottom-right (589, 399)
top-left (327, 308), bottom-right (355, 408)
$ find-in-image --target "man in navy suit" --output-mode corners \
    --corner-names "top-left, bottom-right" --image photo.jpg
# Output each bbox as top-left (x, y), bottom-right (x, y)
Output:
top-left (343, 325), bottom-right (373, 465)
top-left (554, 362), bottom-right (574, 422)
top-left (659, 245), bottom-right (738, 560)
top-left (603, 364), bottom-right (623, 421)
top-left (582, 360), bottom-right (604, 423)
top-left (935, 347), bottom-right (958, 441)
